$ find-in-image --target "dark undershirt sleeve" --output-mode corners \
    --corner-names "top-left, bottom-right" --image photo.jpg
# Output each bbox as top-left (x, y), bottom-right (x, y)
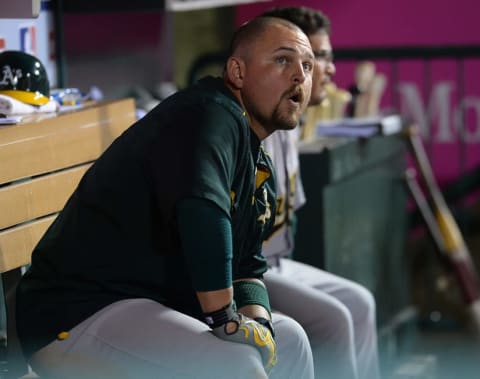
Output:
top-left (176, 197), bottom-right (233, 291)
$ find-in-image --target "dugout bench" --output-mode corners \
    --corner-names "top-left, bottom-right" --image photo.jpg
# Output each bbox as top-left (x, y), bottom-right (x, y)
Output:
top-left (0, 98), bottom-right (136, 379)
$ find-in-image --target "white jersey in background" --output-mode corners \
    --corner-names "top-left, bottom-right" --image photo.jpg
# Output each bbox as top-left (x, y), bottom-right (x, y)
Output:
top-left (262, 128), bottom-right (305, 264)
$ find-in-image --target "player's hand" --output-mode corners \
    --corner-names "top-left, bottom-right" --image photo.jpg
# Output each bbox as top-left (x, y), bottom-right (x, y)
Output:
top-left (212, 313), bottom-right (277, 374)
top-left (204, 302), bottom-right (277, 374)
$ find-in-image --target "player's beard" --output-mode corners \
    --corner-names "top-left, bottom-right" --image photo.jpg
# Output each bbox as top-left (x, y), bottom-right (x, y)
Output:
top-left (247, 101), bottom-right (301, 134)
top-left (245, 86), bottom-right (307, 134)
top-left (271, 104), bottom-right (300, 130)
top-left (270, 86), bottom-right (307, 131)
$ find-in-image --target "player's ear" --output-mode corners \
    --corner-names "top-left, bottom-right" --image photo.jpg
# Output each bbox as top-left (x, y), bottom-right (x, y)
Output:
top-left (225, 56), bottom-right (244, 89)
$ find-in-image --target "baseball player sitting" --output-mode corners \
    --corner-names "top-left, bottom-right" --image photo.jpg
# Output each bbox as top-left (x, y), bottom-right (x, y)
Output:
top-left (261, 7), bottom-right (381, 379)
top-left (16, 17), bottom-right (316, 379)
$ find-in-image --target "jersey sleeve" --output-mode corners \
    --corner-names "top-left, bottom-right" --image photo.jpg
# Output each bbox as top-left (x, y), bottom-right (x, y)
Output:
top-left (148, 101), bottom-right (243, 220)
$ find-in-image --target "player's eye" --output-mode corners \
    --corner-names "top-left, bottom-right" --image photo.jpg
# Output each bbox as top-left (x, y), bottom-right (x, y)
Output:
top-left (302, 61), bottom-right (313, 72)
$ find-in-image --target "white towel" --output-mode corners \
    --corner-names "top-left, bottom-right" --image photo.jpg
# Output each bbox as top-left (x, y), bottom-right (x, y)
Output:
top-left (0, 94), bottom-right (59, 116)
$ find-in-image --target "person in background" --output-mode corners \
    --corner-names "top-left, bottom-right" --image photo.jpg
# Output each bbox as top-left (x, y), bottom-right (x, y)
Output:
top-left (261, 7), bottom-right (381, 379)
top-left (16, 17), bottom-right (316, 379)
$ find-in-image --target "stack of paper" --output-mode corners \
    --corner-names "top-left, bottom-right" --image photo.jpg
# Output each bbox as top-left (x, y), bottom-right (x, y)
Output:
top-left (315, 115), bottom-right (403, 138)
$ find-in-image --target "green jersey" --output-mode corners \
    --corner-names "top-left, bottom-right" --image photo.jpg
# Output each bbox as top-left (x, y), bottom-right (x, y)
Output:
top-left (16, 77), bottom-right (277, 357)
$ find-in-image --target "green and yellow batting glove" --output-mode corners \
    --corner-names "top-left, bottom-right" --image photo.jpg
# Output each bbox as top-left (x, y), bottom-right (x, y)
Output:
top-left (204, 301), bottom-right (277, 374)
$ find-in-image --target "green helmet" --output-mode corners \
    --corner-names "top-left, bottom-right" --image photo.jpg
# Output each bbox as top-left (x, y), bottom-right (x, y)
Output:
top-left (0, 50), bottom-right (50, 106)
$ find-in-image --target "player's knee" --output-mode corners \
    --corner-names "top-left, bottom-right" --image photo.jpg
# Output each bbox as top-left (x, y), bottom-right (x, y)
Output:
top-left (332, 303), bottom-right (354, 333)
top-left (357, 285), bottom-right (376, 310)
top-left (273, 314), bottom-right (314, 378)
top-left (274, 314), bottom-right (312, 359)
top-left (307, 302), bottom-right (354, 344)
top-left (350, 285), bottom-right (377, 326)
top-left (210, 343), bottom-right (267, 379)
top-left (230, 354), bottom-right (267, 379)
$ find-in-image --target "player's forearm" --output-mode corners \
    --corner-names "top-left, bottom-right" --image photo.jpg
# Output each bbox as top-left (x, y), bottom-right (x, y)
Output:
top-left (237, 304), bottom-right (271, 320)
top-left (197, 281), bottom-right (270, 319)
top-left (176, 198), bottom-right (233, 291)
top-left (196, 287), bottom-right (233, 313)
top-left (176, 198), bottom-right (271, 318)
top-left (233, 278), bottom-right (272, 319)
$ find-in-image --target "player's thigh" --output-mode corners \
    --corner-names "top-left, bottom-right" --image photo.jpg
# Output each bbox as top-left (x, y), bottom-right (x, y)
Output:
top-left (266, 267), bottom-right (354, 333)
top-left (268, 259), bottom-right (375, 319)
top-left (30, 298), bottom-right (266, 379)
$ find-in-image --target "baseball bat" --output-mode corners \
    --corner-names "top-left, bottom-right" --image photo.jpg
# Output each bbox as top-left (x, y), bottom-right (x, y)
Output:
top-left (404, 168), bottom-right (447, 256)
top-left (406, 125), bottom-right (480, 332)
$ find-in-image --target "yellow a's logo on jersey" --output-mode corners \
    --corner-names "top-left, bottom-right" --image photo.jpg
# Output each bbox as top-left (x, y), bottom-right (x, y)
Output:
top-left (257, 187), bottom-right (272, 225)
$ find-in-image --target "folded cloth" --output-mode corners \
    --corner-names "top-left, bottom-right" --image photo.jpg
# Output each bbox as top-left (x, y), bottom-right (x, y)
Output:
top-left (0, 94), bottom-right (59, 116)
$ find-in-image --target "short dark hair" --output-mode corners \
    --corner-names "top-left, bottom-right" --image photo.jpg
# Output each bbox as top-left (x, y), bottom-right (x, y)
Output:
top-left (228, 16), bottom-right (301, 56)
top-left (260, 6), bottom-right (331, 36)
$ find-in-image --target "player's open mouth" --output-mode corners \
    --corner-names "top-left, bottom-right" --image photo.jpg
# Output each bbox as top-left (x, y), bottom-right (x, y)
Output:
top-left (287, 90), bottom-right (303, 106)
top-left (289, 94), bottom-right (300, 103)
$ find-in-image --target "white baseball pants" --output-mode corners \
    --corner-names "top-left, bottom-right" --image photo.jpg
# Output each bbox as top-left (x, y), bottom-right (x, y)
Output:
top-left (29, 298), bottom-right (314, 379)
top-left (264, 258), bottom-right (380, 379)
